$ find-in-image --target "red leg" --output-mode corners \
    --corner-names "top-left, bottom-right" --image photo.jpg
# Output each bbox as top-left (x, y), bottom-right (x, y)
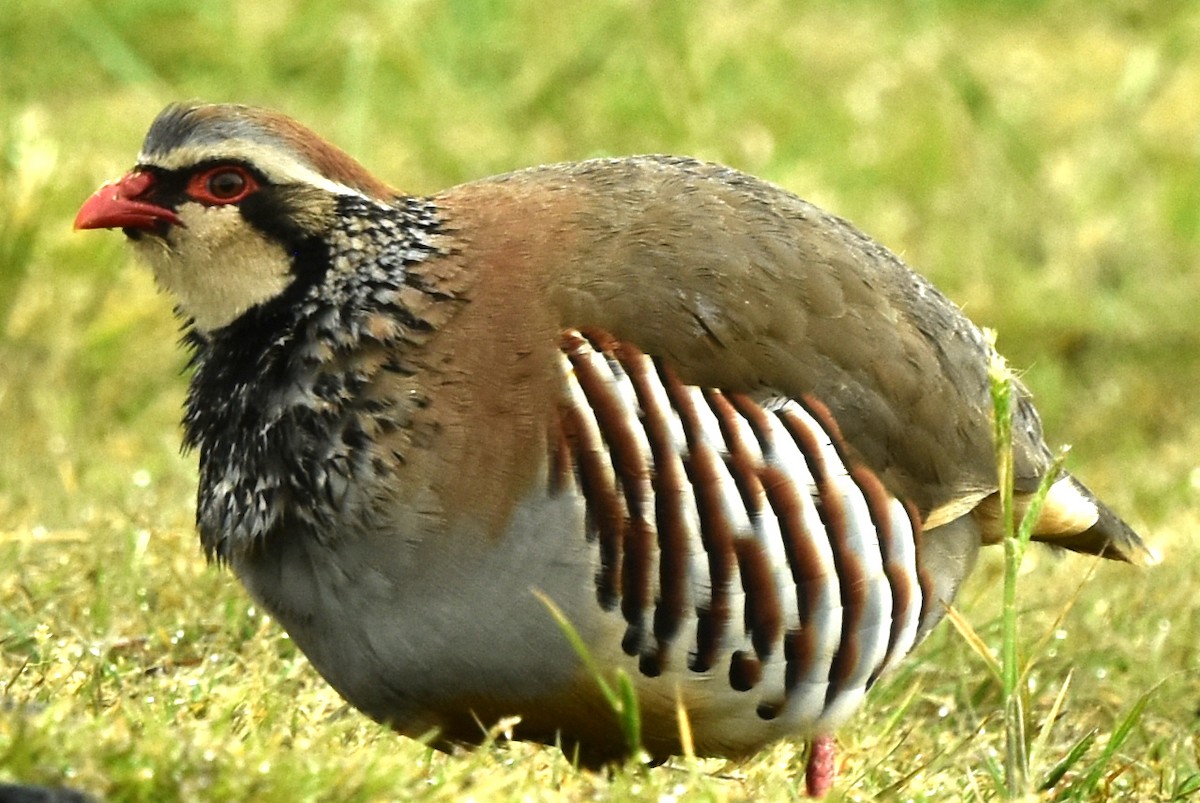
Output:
top-left (805, 734), bottom-right (836, 798)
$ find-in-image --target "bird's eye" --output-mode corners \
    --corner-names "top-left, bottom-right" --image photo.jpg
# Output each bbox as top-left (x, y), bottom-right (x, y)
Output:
top-left (208, 170), bottom-right (245, 198)
top-left (187, 165), bottom-right (259, 205)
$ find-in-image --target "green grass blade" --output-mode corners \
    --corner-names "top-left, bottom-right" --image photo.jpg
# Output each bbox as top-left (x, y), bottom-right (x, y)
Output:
top-left (987, 343), bottom-right (1028, 798)
top-left (614, 669), bottom-right (643, 758)
top-left (1073, 690), bottom-right (1152, 797)
top-left (532, 589), bottom-right (618, 711)
top-left (1172, 772), bottom-right (1200, 799)
top-left (534, 589), bottom-right (644, 758)
top-left (1040, 727), bottom-right (1098, 793)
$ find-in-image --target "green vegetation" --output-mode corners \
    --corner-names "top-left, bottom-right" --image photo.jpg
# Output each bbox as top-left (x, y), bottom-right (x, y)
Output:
top-left (3, 1), bottom-right (1198, 799)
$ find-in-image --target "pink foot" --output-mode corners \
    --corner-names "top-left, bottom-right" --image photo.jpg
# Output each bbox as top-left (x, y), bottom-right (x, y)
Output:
top-left (805, 734), bottom-right (836, 798)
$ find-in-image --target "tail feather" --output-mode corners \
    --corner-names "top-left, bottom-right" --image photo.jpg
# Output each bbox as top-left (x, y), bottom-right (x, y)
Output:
top-left (1034, 477), bottom-right (1157, 565)
top-left (975, 475), bottom-right (1156, 565)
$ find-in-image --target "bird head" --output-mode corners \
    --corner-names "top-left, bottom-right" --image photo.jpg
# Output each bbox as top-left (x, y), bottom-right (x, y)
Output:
top-left (75, 103), bottom-right (396, 332)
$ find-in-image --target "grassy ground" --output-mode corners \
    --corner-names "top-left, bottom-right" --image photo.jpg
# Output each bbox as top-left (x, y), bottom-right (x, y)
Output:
top-left (2, 0), bottom-right (1199, 800)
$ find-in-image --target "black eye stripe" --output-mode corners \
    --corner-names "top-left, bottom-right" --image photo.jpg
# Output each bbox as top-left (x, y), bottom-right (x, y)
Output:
top-left (129, 166), bottom-right (187, 207)
top-left (134, 161), bottom-right (271, 206)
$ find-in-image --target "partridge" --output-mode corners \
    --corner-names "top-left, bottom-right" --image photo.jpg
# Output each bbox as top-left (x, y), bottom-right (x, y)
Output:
top-left (75, 103), bottom-right (1150, 794)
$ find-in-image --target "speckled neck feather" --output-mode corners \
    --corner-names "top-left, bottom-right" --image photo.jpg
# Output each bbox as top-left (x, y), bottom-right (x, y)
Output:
top-left (182, 194), bottom-right (450, 560)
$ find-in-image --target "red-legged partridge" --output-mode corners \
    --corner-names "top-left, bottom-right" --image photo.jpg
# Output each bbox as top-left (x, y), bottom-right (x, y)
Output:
top-left (75, 103), bottom-right (1151, 795)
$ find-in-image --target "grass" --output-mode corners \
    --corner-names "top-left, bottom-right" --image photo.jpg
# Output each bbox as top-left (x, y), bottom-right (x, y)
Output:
top-left (3, 0), bottom-right (1200, 799)
top-left (958, 349), bottom-right (1121, 800)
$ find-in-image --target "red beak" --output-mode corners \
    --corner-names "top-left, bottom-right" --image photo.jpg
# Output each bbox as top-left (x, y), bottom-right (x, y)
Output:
top-left (74, 171), bottom-right (184, 231)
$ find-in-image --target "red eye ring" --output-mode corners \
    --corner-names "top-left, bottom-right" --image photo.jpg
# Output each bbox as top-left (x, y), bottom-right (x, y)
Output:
top-left (187, 165), bottom-right (259, 205)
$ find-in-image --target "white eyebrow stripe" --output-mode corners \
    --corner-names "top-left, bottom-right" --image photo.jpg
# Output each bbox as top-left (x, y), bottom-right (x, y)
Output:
top-left (136, 141), bottom-right (364, 197)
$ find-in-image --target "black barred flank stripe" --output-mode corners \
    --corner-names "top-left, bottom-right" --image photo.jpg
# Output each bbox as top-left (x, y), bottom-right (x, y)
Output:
top-left (776, 403), bottom-right (831, 482)
top-left (559, 340), bottom-right (625, 611)
top-left (811, 464), bottom-right (864, 705)
top-left (554, 328), bottom-right (937, 725)
top-left (798, 395), bottom-right (853, 463)
top-left (729, 649), bottom-right (762, 692)
top-left (660, 365), bottom-right (735, 674)
top-left (777, 404), bottom-right (869, 710)
top-left (620, 520), bottom-right (656, 655)
top-left (853, 464), bottom-right (918, 684)
top-left (706, 390), bottom-right (765, 521)
top-left (625, 353), bottom-right (690, 676)
top-left (732, 537), bottom-right (782, 663)
top-left (707, 391), bottom-right (784, 663)
top-left (760, 464), bottom-right (824, 617)
top-left (565, 331), bottom-right (656, 652)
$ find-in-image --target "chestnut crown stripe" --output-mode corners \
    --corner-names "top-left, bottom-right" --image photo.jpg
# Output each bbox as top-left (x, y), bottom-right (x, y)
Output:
top-left (554, 328), bottom-right (928, 725)
top-left (137, 103), bottom-right (395, 199)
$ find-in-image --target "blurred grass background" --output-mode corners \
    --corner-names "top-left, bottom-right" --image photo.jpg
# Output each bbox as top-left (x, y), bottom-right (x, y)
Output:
top-left (2, 0), bottom-right (1198, 800)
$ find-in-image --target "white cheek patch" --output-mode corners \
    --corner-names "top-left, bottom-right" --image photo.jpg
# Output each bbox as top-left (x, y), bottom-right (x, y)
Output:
top-left (134, 202), bottom-right (293, 331)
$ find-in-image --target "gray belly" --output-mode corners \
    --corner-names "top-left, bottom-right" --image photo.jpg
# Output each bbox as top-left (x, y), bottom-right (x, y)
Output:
top-left (232, 491), bottom-right (606, 738)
